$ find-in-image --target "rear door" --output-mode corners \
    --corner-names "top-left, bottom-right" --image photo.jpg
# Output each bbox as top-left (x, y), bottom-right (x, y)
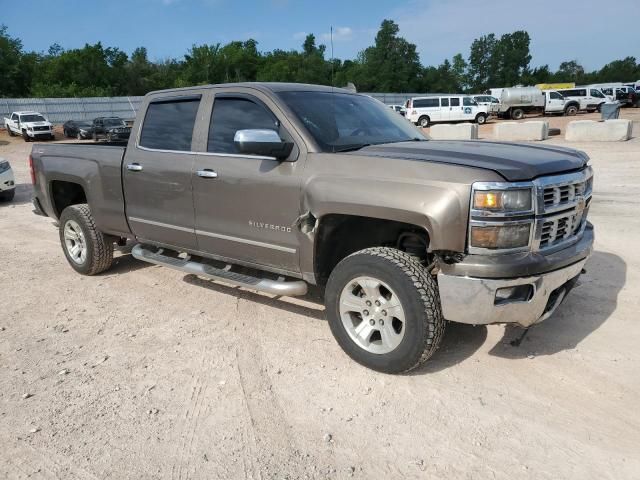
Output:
top-left (123, 94), bottom-right (204, 250)
top-left (190, 90), bottom-right (305, 273)
top-left (448, 97), bottom-right (462, 120)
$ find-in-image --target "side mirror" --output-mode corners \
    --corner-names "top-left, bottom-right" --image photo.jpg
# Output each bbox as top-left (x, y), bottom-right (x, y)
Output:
top-left (234, 129), bottom-right (294, 161)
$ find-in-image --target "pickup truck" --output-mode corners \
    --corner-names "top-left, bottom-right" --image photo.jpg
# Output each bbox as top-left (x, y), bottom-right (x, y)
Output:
top-left (29, 83), bottom-right (594, 373)
top-left (4, 111), bottom-right (54, 141)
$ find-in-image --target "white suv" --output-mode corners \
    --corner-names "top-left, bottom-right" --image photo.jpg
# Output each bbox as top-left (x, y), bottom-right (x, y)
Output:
top-left (554, 87), bottom-right (611, 112)
top-left (0, 158), bottom-right (16, 202)
top-left (406, 95), bottom-right (489, 127)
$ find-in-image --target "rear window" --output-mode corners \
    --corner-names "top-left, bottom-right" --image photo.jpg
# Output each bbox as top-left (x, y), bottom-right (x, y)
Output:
top-left (413, 98), bottom-right (439, 108)
top-left (139, 97), bottom-right (201, 151)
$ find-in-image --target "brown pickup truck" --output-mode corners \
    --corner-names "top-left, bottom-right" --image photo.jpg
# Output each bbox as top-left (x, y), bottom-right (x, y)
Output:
top-left (30, 83), bottom-right (594, 373)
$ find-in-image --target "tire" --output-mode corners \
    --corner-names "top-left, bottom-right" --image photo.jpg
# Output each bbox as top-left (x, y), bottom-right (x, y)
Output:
top-left (325, 247), bottom-right (445, 374)
top-left (565, 105), bottom-right (578, 116)
top-left (511, 108), bottom-right (525, 120)
top-left (475, 113), bottom-right (487, 125)
top-left (418, 116), bottom-right (430, 128)
top-left (0, 189), bottom-right (15, 202)
top-left (77, 132), bottom-right (83, 140)
top-left (59, 204), bottom-right (114, 275)
top-left (22, 131), bottom-right (30, 142)
top-left (7, 127), bottom-right (14, 137)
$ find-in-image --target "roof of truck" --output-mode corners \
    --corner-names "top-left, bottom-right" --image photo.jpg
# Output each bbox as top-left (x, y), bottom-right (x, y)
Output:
top-left (14, 111), bottom-right (43, 115)
top-left (148, 82), bottom-right (353, 96)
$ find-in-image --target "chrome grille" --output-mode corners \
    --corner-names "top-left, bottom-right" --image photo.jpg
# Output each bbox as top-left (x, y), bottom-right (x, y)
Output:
top-left (538, 209), bottom-right (587, 249)
top-left (540, 176), bottom-right (591, 213)
top-left (34, 126), bottom-right (50, 131)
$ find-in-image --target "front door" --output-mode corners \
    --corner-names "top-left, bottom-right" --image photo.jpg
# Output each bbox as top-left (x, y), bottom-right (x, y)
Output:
top-left (191, 92), bottom-right (303, 273)
top-left (123, 94), bottom-right (204, 250)
top-left (546, 91), bottom-right (565, 113)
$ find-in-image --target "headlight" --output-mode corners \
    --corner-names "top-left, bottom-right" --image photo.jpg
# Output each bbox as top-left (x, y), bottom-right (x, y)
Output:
top-left (473, 188), bottom-right (532, 212)
top-left (470, 223), bottom-right (531, 249)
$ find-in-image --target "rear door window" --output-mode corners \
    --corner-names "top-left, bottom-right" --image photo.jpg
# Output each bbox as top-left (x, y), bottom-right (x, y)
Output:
top-left (450, 98), bottom-right (460, 107)
top-left (139, 97), bottom-right (201, 151)
top-left (440, 98), bottom-right (449, 107)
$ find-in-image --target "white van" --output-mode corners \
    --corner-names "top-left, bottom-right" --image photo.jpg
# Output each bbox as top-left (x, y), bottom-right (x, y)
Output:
top-left (553, 87), bottom-right (611, 112)
top-left (405, 95), bottom-right (489, 127)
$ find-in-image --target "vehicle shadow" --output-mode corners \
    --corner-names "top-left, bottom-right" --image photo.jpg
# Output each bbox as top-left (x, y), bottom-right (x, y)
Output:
top-left (489, 250), bottom-right (625, 359)
top-left (182, 274), bottom-right (327, 321)
top-left (0, 183), bottom-right (33, 207)
top-left (408, 323), bottom-right (488, 375)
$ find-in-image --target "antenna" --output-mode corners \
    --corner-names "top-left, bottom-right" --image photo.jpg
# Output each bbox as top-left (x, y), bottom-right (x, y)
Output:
top-left (330, 26), bottom-right (335, 87)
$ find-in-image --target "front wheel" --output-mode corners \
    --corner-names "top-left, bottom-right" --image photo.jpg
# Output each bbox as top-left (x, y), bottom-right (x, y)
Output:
top-left (475, 113), bottom-right (487, 125)
top-left (59, 204), bottom-right (114, 275)
top-left (325, 247), bottom-right (445, 374)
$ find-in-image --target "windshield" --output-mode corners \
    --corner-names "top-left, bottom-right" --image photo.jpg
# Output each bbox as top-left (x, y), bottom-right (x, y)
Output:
top-left (278, 91), bottom-right (425, 152)
top-left (104, 118), bottom-right (125, 127)
top-left (20, 114), bottom-right (46, 123)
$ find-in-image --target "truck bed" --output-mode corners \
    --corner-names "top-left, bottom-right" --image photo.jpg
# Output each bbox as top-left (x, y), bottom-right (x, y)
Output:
top-left (31, 142), bottom-right (131, 237)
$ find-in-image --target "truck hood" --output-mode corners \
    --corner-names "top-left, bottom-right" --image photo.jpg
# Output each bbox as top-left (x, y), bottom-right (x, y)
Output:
top-left (354, 140), bottom-right (589, 181)
top-left (23, 121), bottom-right (52, 128)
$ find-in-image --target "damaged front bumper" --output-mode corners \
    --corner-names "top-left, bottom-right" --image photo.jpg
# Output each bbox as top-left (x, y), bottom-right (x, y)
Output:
top-left (436, 223), bottom-right (593, 327)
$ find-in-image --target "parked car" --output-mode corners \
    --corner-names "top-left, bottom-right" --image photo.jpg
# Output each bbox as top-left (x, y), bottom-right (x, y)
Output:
top-left (599, 86), bottom-right (638, 107)
top-left (405, 95), bottom-right (489, 127)
top-left (497, 87), bottom-right (579, 119)
top-left (30, 82), bottom-right (594, 374)
top-left (91, 117), bottom-right (132, 142)
top-left (63, 120), bottom-right (94, 140)
top-left (472, 95), bottom-right (500, 115)
top-left (388, 105), bottom-right (406, 116)
top-left (4, 111), bottom-right (54, 142)
top-left (552, 87), bottom-right (611, 112)
top-left (0, 158), bottom-right (16, 202)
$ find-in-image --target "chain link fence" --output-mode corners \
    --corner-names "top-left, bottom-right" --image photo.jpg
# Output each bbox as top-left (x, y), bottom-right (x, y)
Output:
top-left (1, 92), bottom-right (446, 126)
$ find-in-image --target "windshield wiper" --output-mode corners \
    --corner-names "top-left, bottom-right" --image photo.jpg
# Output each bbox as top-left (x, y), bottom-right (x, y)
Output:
top-left (333, 144), bottom-right (371, 153)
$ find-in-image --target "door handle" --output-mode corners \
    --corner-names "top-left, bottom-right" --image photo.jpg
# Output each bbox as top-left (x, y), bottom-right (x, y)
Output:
top-left (197, 169), bottom-right (218, 179)
top-left (127, 163), bottom-right (143, 172)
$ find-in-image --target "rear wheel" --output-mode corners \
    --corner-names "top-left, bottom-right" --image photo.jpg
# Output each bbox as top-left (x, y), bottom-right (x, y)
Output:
top-left (59, 204), bottom-right (114, 275)
top-left (511, 108), bottom-right (525, 120)
top-left (325, 247), bottom-right (445, 374)
top-left (565, 105), bottom-right (578, 116)
top-left (418, 116), bottom-right (430, 128)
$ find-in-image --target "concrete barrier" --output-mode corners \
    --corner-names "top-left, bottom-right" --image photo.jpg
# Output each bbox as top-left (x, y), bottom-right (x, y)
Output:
top-left (494, 121), bottom-right (549, 141)
top-left (429, 123), bottom-right (478, 140)
top-left (565, 119), bottom-right (632, 142)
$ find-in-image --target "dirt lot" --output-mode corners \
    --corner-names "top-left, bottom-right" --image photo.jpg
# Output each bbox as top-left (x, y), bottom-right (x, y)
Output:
top-left (1, 113), bottom-right (640, 480)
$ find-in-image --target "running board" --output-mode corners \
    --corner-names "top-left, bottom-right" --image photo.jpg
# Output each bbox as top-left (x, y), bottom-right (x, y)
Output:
top-left (131, 244), bottom-right (308, 296)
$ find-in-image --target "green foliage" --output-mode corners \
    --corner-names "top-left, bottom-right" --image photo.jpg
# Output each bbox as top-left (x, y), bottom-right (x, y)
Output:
top-left (0, 22), bottom-right (638, 98)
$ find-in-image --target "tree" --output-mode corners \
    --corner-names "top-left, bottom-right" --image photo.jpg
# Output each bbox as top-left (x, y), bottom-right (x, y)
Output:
top-left (0, 25), bottom-right (26, 96)
top-left (467, 33), bottom-right (497, 92)
top-left (358, 19), bottom-right (422, 92)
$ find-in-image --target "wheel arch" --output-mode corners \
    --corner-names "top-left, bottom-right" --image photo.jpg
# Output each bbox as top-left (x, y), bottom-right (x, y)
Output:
top-left (312, 213), bottom-right (432, 286)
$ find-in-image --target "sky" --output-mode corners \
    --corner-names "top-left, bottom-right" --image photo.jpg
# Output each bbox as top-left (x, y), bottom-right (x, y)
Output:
top-left (3, 0), bottom-right (639, 71)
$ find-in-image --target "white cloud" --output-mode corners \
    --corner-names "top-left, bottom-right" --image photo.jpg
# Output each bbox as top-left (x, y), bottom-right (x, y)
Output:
top-left (320, 27), bottom-right (354, 43)
top-left (393, 0), bottom-right (640, 70)
top-left (293, 31), bottom-right (308, 41)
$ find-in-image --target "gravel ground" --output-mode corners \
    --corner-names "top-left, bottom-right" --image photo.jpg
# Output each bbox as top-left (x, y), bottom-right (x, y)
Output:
top-left (1, 115), bottom-right (639, 479)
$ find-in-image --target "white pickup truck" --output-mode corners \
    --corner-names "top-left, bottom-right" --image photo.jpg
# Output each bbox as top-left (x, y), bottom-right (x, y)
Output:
top-left (4, 111), bottom-right (54, 141)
